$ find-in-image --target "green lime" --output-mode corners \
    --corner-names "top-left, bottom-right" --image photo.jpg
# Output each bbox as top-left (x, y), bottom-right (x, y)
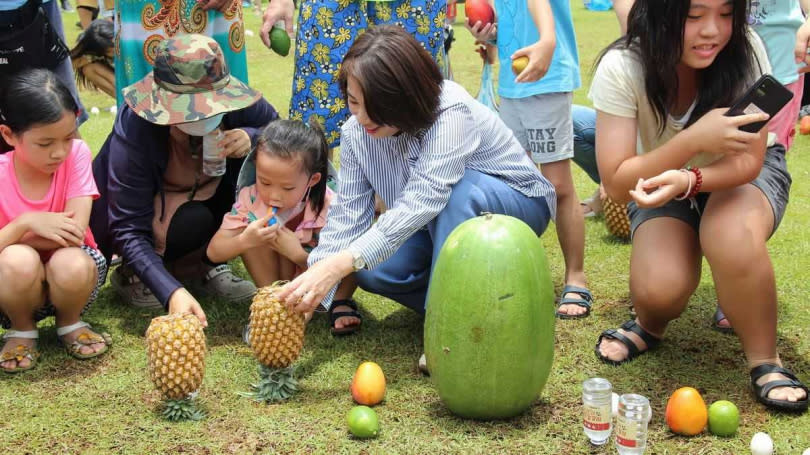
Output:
top-left (347, 405), bottom-right (380, 439)
top-left (708, 400), bottom-right (740, 437)
top-left (269, 26), bottom-right (291, 57)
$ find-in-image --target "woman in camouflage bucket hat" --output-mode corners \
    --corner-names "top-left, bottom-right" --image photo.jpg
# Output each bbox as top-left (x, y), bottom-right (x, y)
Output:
top-left (90, 34), bottom-right (279, 326)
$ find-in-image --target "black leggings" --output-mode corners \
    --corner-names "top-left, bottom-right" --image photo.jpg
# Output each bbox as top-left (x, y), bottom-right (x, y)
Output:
top-left (163, 180), bottom-right (234, 265)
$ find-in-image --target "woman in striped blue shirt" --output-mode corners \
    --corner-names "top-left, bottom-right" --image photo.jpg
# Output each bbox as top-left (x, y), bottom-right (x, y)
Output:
top-left (277, 25), bottom-right (556, 329)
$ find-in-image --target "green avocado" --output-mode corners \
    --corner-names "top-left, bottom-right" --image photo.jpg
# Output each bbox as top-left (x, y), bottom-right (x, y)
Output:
top-left (269, 26), bottom-right (291, 57)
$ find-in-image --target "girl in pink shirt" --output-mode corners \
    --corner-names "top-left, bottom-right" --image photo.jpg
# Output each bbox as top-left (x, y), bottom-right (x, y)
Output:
top-left (207, 120), bottom-right (361, 336)
top-left (0, 69), bottom-right (110, 374)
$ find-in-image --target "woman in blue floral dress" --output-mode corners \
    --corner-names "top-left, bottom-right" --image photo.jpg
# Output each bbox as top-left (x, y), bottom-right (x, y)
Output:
top-left (262, 0), bottom-right (446, 147)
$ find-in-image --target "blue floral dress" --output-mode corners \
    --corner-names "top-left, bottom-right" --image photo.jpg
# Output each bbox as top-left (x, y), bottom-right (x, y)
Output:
top-left (290, 0), bottom-right (447, 147)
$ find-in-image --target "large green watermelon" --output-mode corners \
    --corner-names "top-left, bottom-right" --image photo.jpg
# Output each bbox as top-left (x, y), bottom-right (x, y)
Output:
top-left (424, 213), bottom-right (555, 419)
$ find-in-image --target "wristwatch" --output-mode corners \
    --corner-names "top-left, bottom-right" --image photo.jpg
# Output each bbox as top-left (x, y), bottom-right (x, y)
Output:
top-left (350, 249), bottom-right (366, 271)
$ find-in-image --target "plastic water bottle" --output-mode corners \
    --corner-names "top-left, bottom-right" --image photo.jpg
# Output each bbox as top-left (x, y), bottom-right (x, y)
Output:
top-left (202, 129), bottom-right (226, 177)
top-left (582, 378), bottom-right (613, 445)
top-left (615, 393), bottom-right (651, 455)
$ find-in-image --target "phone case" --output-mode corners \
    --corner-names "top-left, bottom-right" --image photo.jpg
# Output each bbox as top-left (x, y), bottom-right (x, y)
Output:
top-left (724, 74), bottom-right (794, 133)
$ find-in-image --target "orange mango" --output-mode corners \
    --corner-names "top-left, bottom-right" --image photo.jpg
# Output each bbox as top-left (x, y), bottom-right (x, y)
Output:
top-left (800, 116), bottom-right (810, 135)
top-left (351, 361), bottom-right (386, 406)
top-left (665, 387), bottom-right (708, 436)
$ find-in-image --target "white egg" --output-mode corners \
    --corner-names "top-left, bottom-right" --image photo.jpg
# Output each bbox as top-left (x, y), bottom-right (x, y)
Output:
top-left (802, 448), bottom-right (810, 455)
top-left (245, 29), bottom-right (254, 37)
top-left (108, 105), bottom-right (117, 115)
top-left (611, 392), bottom-right (619, 417)
top-left (750, 432), bottom-right (774, 455)
top-left (90, 107), bottom-right (100, 115)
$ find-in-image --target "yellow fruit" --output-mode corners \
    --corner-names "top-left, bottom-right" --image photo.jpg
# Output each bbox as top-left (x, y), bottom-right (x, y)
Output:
top-left (601, 195), bottom-right (631, 241)
top-left (511, 56), bottom-right (530, 75)
top-left (351, 361), bottom-right (386, 406)
top-left (146, 313), bottom-right (207, 421)
top-left (242, 283), bottom-right (306, 403)
top-left (249, 284), bottom-right (305, 368)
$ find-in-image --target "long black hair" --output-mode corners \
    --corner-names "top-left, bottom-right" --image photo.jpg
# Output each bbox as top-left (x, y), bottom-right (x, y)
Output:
top-left (597, 0), bottom-right (757, 133)
top-left (0, 69), bottom-right (78, 152)
top-left (71, 19), bottom-right (114, 59)
top-left (254, 119), bottom-right (330, 215)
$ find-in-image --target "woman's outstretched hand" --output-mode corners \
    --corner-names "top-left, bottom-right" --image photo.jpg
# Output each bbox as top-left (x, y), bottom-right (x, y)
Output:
top-left (278, 251), bottom-right (354, 313)
top-left (628, 170), bottom-right (690, 208)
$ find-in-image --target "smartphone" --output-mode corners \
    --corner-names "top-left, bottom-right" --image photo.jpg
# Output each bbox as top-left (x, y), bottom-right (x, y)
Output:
top-left (724, 74), bottom-right (793, 133)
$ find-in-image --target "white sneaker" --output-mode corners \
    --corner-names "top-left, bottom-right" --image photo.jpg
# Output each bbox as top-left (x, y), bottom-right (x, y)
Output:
top-left (199, 265), bottom-right (256, 304)
top-left (110, 266), bottom-right (163, 309)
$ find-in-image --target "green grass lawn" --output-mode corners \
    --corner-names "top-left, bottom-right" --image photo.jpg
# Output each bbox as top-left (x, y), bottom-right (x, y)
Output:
top-left (2, 3), bottom-right (809, 454)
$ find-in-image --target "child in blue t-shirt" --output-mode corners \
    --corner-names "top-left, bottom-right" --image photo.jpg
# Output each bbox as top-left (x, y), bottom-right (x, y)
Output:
top-left (468, 0), bottom-right (590, 319)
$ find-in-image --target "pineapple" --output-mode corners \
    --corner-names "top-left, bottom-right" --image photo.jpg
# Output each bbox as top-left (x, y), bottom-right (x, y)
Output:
top-left (146, 313), bottom-right (206, 421)
top-left (242, 283), bottom-right (306, 403)
top-left (601, 195), bottom-right (631, 241)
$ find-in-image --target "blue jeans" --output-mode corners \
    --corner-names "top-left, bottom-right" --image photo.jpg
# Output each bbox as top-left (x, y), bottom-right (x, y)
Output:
top-left (572, 104), bottom-right (599, 184)
top-left (42, 0), bottom-right (89, 125)
top-left (356, 169), bottom-right (552, 314)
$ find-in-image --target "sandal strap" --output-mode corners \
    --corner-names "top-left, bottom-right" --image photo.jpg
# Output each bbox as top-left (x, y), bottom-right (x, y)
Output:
top-left (0, 344), bottom-right (39, 362)
top-left (56, 321), bottom-right (90, 337)
top-left (558, 297), bottom-right (592, 309)
top-left (598, 328), bottom-right (642, 358)
top-left (330, 299), bottom-right (358, 312)
top-left (2, 329), bottom-right (39, 340)
top-left (757, 379), bottom-right (807, 398)
top-left (619, 320), bottom-right (661, 348)
top-left (560, 285), bottom-right (593, 303)
top-left (750, 363), bottom-right (800, 383)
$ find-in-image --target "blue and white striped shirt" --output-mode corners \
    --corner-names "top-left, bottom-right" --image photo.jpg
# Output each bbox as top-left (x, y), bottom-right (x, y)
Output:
top-left (310, 80), bottom-right (556, 307)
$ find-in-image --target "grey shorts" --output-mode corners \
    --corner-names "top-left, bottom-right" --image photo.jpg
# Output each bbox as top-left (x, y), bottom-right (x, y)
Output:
top-left (628, 144), bottom-right (792, 238)
top-left (500, 92), bottom-right (574, 164)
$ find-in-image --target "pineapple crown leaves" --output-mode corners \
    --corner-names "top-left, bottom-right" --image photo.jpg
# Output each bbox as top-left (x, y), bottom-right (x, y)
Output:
top-left (162, 396), bottom-right (205, 422)
top-left (238, 365), bottom-right (299, 403)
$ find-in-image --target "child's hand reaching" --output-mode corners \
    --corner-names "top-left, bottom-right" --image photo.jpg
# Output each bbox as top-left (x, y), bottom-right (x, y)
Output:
top-left (23, 211), bottom-right (85, 247)
top-left (466, 20), bottom-right (497, 44)
top-left (512, 39), bottom-right (554, 83)
top-left (628, 170), bottom-right (690, 208)
top-left (267, 226), bottom-right (307, 268)
top-left (239, 212), bottom-right (277, 248)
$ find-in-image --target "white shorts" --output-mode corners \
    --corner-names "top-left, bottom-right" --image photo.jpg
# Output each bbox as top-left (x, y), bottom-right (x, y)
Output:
top-left (500, 92), bottom-right (574, 165)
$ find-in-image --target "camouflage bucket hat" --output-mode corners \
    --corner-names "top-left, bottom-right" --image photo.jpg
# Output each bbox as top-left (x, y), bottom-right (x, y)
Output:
top-left (122, 34), bottom-right (261, 125)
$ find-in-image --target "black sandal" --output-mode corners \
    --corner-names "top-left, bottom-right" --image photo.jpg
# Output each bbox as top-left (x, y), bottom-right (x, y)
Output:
top-left (556, 285), bottom-right (593, 319)
top-left (594, 319), bottom-right (661, 366)
top-left (750, 363), bottom-right (809, 412)
top-left (712, 307), bottom-right (734, 334)
top-left (329, 299), bottom-right (363, 337)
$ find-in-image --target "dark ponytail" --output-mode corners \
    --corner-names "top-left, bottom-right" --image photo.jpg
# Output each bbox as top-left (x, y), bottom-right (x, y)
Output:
top-left (0, 68), bottom-right (78, 152)
top-left (254, 119), bottom-right (331, 215)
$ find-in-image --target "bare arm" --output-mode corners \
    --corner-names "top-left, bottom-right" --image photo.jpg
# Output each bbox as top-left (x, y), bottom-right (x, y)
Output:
top-left (512, 0), bottom-right (556, 83)
top-left (597, 109), bottom-right (770, 203)
top-left (613, 0), bottom-right (634, 35)
top-left (206, 227), bottom-right (249, 264)
top-left (0, 216), bottom-right (29, 252)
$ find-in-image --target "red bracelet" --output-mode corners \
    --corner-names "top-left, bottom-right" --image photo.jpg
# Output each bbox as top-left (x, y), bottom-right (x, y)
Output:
top-left (687, 167), bottom-right (702, 198)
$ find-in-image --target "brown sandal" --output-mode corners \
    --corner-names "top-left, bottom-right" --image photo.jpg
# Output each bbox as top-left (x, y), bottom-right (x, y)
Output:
top-left (57, 321), bottom-right (112, 360)
top-left (1, 329), bottom-right (40, 373)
